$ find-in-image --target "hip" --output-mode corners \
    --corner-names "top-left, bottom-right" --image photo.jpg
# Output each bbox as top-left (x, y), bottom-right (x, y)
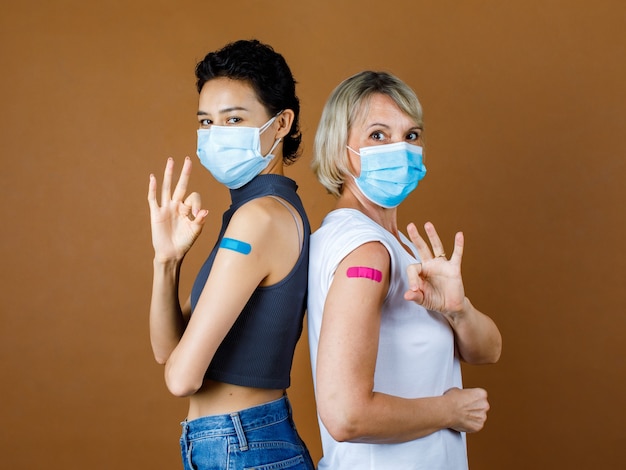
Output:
top-left (180, 395), bottom-right (314, 470)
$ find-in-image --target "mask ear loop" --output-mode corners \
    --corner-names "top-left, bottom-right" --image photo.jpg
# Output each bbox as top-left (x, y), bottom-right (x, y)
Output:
top-left (264, 137), bottom-right (282, 158)
top-left (346, 145), bottom-right (361, 156)
top-left (259, 116), bottom-right (277, 134)
top-left (260, 111), bottom-right (285, 158)
top-left (345, 145), bottom-right (363, 180)
top-left (259, 110), bottom-right (285, 133)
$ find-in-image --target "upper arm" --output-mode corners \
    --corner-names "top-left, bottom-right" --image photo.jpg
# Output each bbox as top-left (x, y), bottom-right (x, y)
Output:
top-left (316, 241), bottom-right (390, 419)
top-left (164, 201), bottom-right (282, 396)
top-left (181, 295), bottom-right (192, 323)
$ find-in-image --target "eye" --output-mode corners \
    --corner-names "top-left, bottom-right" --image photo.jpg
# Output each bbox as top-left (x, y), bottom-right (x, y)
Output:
top-left (199, 118), bottom-right (212, 128)
top-left (369, 130), bottom-right (386, 141)
top-left (406, 129), bottom-right (422, 142)
top-left (226, 116), bottom-right (243, 125)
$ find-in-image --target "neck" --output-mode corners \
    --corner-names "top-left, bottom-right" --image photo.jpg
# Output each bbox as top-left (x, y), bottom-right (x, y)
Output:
top-left (337, 186), bottom-right (418, 257)
top-left (260, 151), bottom-right (284, 176)
top-left (336, 183), bottom-right (399, 235)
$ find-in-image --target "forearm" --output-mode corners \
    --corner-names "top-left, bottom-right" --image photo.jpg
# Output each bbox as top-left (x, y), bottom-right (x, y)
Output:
top-left (320, 390), bottom-right (454, 444)
top-left (446, 297), bottom-right (502, 364)
top-left (149, 258), bottom-right (187, 364)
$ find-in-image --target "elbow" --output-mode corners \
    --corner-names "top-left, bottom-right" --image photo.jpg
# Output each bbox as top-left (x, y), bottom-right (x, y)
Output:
top-left (320, 412), bottom-right (358, 443)
top-left (164, 364), bottom-right (201, 398)
top-left (318, 396), bottom-right (368, 443)
top-left (491, 343), bottom-right (503, 364)
top-left (150, 342), bottom-right (172, 365)
top-left (475, 352), bottom-right (500, 365)
top-left (461, 330), bottom-right (503, 365)
top-left (487, 322), bottom-right (503, 363)
top-left (486, 333), bottom-right (503, 364)
top-left (153, 353), bottom-right (168, 365)
top-left (469, 341), bottom-right (502, 365)
top-left (166, 382), bottom-right (197, 398)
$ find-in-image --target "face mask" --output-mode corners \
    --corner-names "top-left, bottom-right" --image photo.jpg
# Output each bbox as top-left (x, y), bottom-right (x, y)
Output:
top-left (197, 115), bottom-right (281, 189)
top-left (347, 141), bottom-right (427, 208)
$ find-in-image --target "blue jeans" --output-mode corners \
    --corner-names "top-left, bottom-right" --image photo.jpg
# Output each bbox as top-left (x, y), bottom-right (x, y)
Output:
top-left (179, 395), bottom-right (315, 470)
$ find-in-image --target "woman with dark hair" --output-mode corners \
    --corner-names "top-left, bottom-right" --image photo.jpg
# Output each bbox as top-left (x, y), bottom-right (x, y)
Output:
top-left (147, 39), bottom-right (314, 470)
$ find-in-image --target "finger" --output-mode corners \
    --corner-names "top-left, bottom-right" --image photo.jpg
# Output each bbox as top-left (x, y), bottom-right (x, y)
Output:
top-left (449, 231), bottom-right (465, 266)
top-left (406, 222), bottom-right (433, 261)
top-left (160, 158), bottom-right (174, 206)
top-left (184, 192), bottom-right (202, 217)
top-left (424, 222), bottom-right (446, 258)
top-left (147, 174), bottom-right (159, 211)
top-left (406, 262), bottom-right (422, 291)
top-left (404, 287), bottom-right (425, 304)
top-left (172, 157), bottom-right (192, 202)
top-left (177, 200), bottom-right (192, 219)
top-left (192, 209), bottom-right (209, 227)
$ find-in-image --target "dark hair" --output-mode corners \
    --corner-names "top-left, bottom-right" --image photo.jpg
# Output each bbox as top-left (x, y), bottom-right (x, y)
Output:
top-left (195, 39), bottom-right (302, 164)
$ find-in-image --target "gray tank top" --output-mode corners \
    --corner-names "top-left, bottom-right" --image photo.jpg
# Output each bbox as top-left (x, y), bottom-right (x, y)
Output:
top-left (190, 174), bottom-right (310, 389)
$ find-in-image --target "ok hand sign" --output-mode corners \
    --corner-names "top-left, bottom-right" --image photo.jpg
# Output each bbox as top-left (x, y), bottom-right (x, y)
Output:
top-left (404, 222), bottom-right (467, 317)
top-left (147, 157), bottom-right (208, 263)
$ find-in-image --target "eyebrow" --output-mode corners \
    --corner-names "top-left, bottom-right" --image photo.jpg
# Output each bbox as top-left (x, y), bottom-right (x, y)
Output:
top-left (365, 122), bottom-right (391, 130)
top-left (197, 106), bottom-right (249, 117)
top-left (365, 122), bottom-right (423, 132)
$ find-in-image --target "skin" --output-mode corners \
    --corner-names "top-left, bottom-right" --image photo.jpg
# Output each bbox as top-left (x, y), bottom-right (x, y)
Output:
top-left (147, 77), bottom-right (302, 418)
top-left (315, 93), bottom-right (502, 443)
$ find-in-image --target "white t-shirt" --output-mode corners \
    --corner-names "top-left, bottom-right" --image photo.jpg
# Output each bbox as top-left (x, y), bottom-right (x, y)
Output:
top-left (308, 209), bottom-right (468, 470)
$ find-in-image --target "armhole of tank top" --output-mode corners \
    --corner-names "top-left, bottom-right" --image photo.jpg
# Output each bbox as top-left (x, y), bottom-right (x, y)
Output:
top-left (346, 223), bottom-right (395, 304)
top-left (267, 195), bottom-right (303, 253)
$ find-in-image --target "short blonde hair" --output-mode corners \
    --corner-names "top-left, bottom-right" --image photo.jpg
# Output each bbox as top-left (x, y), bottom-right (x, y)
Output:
top-left (312, 71), bottom-right (424, 198)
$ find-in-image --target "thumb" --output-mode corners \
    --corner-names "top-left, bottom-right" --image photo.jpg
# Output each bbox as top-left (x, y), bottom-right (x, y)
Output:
top-left (184, 192), bottom-right (203, 218)
top-left (404, 262), bottom-right (424, 303)
top-left (406, 262), bottom-right (423, 291)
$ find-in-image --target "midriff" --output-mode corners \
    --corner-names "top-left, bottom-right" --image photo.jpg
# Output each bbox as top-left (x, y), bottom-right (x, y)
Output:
top-left (187, 379), bottom-right (284, 419)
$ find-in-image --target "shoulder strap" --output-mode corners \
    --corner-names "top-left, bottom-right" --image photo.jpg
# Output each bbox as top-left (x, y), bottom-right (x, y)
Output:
top-left (267, 195), bottom-right (303, 250)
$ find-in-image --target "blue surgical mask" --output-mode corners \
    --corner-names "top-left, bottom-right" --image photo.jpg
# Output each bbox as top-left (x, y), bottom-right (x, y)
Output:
top-left (347, 141), bottom-right (427, 208)
top-left (197, 115), bottom-right (281, 189)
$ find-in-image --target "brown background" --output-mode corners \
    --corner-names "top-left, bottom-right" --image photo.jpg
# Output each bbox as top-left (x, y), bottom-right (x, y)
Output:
top-left (1, 0), bottom-right (625, 468)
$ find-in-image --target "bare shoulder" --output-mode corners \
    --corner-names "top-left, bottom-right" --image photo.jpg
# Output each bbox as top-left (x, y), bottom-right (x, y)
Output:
top-left (227, 197), bottom-right (285, 239)
top-left (342, 240), bottom-right (391, 267)
top-left (224, 197), bottom-right (301, 281)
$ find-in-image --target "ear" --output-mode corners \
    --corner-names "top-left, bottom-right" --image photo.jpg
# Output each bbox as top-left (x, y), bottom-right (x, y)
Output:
top-left (274, 109), bottom-right (295, 139)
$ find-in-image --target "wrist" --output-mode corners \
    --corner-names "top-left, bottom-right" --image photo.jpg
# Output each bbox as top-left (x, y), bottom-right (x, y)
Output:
top-left (153, 256), bottom-right (183, 272)
top-left (459, 296), bottom-right (473, 315)
top-left (444, 297), bottom-right (472, 323)
top-left (441, 388), bottom-right (459, 429)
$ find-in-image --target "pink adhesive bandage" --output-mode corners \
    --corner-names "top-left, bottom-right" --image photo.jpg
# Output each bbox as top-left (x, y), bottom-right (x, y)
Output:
top-left (346, 266), bottom-right (383, 283)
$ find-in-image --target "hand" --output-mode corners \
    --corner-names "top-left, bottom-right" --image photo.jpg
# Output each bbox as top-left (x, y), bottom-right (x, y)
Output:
top-left (147, 157), bottom-right (208, 262)
top-left (444, 387), bottom-right (490, 433)
top-left (403, 222), bottom-right (467, 316)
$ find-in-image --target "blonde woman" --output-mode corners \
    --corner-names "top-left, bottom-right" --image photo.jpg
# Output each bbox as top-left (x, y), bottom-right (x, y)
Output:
top-left (308, 71), bottom-right (502, 469)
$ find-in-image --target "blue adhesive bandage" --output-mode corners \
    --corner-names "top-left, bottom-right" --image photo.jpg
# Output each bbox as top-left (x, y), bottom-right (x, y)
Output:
top-left (219, 237), bottom-right (252, 255)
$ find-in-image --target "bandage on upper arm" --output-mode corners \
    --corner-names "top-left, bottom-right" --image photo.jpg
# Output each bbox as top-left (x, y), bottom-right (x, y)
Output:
top-left (346, 266), bottom-right (383, 283)
top-left (219, 237), bottom-right (252, 254)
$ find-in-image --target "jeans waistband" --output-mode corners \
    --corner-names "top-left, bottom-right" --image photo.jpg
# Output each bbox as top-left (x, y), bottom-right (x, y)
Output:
top-left (180, 395), bottom-right (292, 442)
